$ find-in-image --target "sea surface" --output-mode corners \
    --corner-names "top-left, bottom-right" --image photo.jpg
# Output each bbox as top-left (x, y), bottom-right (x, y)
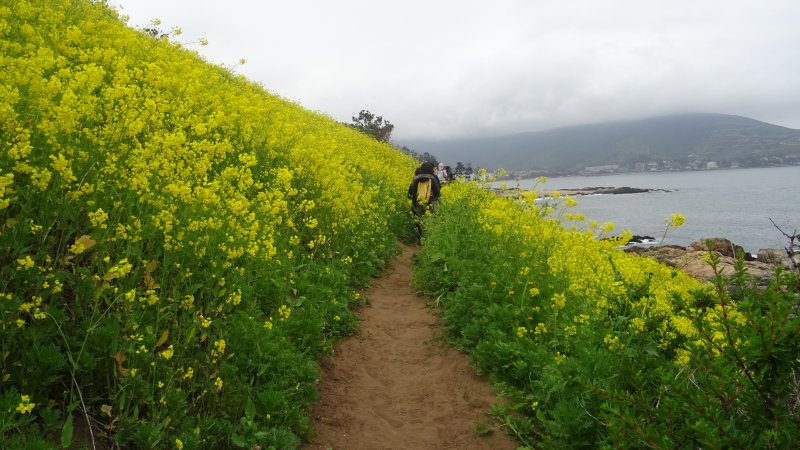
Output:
top-left (507, 166), bottom-right (800, 253)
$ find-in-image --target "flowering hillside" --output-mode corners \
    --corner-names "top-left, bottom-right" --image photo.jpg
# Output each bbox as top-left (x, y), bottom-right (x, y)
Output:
top-left (413, 180), bottom-right (800, 448)
top-left (0, 0), bottom-right (417, 447)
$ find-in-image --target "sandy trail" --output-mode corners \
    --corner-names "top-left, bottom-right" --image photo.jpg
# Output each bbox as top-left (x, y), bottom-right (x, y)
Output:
top-left (304, 244), bottom-right (517, 450)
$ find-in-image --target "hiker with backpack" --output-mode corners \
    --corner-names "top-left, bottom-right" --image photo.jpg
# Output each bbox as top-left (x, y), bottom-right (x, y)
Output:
top-left (407, 161), bottom-right (441, 241)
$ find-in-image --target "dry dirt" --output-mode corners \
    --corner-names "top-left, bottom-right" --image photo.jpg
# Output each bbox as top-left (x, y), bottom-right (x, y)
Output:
top-left (304, 244), bottom-right (518, 450)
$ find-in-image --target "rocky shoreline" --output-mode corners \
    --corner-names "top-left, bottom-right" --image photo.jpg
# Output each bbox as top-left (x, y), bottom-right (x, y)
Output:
top-left (625, 237), bottom-right (800, 283)
top-left (491, 185), bottom-right (669, 198)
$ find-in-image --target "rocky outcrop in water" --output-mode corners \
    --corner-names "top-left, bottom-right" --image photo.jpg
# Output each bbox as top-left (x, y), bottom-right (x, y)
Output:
top-left (544, 186), bottom-right (671, 197)
top-left (492, 186), bottom-right (670, 198)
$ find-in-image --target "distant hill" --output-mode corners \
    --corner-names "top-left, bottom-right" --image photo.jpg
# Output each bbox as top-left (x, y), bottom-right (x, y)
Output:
top-left (400, 114), bottom-right (800, 174)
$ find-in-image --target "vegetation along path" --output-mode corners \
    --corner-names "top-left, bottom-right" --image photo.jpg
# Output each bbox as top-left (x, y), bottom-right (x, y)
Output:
top-left (304, 245), bottom-right (517, 449)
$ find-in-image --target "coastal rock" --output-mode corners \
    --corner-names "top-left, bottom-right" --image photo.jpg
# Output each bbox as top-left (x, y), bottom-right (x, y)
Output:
top-left (689, 237), bottom-right (743, 258)
top-left (490, 186), bottom-right (670, 198)
top-left (627, 241), bottom-right (780, 283)
top-left (757, 248), bottom-right (792, 268)
top-left (551, 186), bottom-right (670, 196)
top-left (627, 235), bottom-right (657, 245)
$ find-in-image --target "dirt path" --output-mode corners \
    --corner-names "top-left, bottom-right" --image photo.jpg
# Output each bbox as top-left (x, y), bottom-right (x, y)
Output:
top-left (304, 244), bottom-right (517, 450)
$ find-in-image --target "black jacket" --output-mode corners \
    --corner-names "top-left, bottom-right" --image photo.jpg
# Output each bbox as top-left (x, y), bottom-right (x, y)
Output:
top-left (407, 173), bottom-right (441, 207)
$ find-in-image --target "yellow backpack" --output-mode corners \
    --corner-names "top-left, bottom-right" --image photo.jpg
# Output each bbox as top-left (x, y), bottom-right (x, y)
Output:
top-left (416, 178), bottom-right (432, 204)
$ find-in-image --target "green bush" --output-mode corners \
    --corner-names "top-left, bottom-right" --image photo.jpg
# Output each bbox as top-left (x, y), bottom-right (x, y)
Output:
top-left (414, 180), bottom-right (800, 448)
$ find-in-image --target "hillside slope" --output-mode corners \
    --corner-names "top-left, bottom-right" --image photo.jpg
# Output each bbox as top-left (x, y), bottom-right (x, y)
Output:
top-left (0, 1), bottom-right (416, 448)
top-left (402, 114), bottom-right (800, 172)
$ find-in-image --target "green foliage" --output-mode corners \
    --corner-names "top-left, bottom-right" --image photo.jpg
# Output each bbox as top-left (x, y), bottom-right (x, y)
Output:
top-left (413, 182), bottom-right (800, 448)
top-left (0, 1), bottom-right (416, 448)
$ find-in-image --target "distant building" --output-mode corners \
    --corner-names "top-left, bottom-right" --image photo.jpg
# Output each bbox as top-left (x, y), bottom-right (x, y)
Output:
top-left (582, 164), bottom-right (619, 173)
top-left (706, 161), bottom-right (719, 169)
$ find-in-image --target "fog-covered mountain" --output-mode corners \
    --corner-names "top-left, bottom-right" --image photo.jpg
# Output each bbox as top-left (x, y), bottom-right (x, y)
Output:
top-left (400, 114), bottom-right (800, 174)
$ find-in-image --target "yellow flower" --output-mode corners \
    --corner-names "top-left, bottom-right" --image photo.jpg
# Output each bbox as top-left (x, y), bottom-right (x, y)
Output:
top-left (214, 377), bottom-right (223, 391)
top-left (69, 235), bottom-right (96, 255)
top-left (516, 326), bottom-right (528, 337)
top-left (16, 256), bottom-right (34, 270)
top-left (176, 438), bottom-right (184, 450)
top-left (600, 222), bottom-right (615, 235)
top-left (88, 208), bottom-right (109, 229)
top-left (629, 317), bottom-right (646, 333)
top-left (551, 293), bottom-right (566, 309)
top-left (213, 339), bottom-right (226, 355)
top-left (603, 334), bottom-right (624, 351)
top-left (184, 367), bottom-right (194, 379)
top-left (16, 395), bottom-right (35, 414)
top-left (675, 348), bottom-right (691, 366)
top-left (573, 314), bottom-right (590, 324)
top-left (666, 213), bottom-right (686, 228)
top-left (160, 345), bottom-right (174, 360)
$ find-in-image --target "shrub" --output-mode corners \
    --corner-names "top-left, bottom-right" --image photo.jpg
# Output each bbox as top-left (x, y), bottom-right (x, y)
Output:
top-left (413, 180), bottom-right (800, 448)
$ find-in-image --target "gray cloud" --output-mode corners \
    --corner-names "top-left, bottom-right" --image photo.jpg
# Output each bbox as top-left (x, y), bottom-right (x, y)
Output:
top-left (118, 0), bottom-right (800, 140)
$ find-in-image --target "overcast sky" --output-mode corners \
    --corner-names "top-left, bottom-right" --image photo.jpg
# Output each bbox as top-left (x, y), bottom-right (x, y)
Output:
top-left (115, 1), bottom-right (800, 141)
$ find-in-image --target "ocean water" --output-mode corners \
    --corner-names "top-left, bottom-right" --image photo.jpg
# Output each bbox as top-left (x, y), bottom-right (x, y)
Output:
top-left (507, 166), bottom-right (800, 253)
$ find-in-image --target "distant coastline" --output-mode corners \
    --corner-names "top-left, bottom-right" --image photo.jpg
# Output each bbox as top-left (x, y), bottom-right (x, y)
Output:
top-left (499, 161), bottom-right (800, 181)
top-left (404, 114), bottom-right (800, 176)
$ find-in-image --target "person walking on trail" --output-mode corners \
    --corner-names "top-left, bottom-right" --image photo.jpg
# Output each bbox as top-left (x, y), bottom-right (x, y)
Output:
top-left (437, 162), bottom-right (449, 184)
top-left (407, 161), bottom-right (441, 241)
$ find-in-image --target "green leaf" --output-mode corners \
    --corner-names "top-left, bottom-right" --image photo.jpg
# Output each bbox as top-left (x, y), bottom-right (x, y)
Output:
top-left (61, 415), bottom-right (74, 449)
top-left (645, 344), bottom-right (660, 357)
top-left (245, 397), bottom-right (256, 421)
top-left (231, 434), bottom-right (248, 448)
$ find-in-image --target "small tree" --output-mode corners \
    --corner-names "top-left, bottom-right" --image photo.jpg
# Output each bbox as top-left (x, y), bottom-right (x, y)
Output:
top-left (348, 110), bottom-right (394, 142)
top-left (453, 162), bottom-right (474, 178)
top-left (398, 146), bottom-right (437, 166)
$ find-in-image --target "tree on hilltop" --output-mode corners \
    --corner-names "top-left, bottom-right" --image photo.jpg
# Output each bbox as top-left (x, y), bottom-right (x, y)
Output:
top-left (347, 110), bottom-right (443, 166)
top-left (348, 110), bottom-right (394, 142)
top-left (399, 146), bottom-right (438, 165)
